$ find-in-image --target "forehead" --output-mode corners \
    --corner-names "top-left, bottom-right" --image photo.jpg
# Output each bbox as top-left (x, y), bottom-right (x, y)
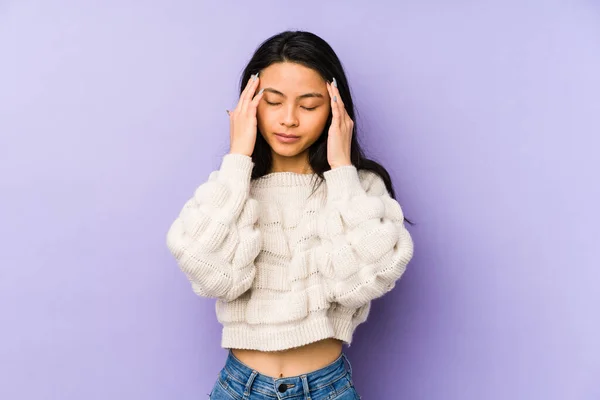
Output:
top-left (260, 62), bottom-right (325, 93)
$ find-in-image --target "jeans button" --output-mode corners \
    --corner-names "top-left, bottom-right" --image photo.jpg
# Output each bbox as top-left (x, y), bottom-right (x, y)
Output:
top-left (278, 383), bottom-right (288, 393)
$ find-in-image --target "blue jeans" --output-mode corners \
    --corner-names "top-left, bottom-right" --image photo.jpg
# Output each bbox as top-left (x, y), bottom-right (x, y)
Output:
top-left (209, 350), bottom-right (361, 399)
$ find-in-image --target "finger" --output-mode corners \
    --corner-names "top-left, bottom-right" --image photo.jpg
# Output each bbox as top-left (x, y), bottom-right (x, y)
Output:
top-left (249, 88), bottom-right (265, 111)
top-left (326, 81), bottom-right (335, 102)
top-left (236, 74), bottom-right (259, 111)
top-left (326, 81), bottom-right (337, 106)
top-left (328, 82), bottom-right (341, 113)
top-left (331, 77), bottom-right (345, 108)
top-left (336, 97), bottom-right (350, 134)
top-left (330, 80), bottom-right (351, 131)
top-left (240, 75), bottom-right (255, 98)
top-left (329, 84), bottom-right (344, 123)
top-left (346, 117), bottom-right (354, 131)
top-left (236, 75), bottom-right (256, 111)
top-left (342, 116), bottom-right (351, 135)
top-left (329, 86), bottom-right (341, 128)
top-left (241, 74), bottom-right (260, 111)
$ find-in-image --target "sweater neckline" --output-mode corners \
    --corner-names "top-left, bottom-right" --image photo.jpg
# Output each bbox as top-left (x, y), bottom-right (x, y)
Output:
top-left (252, 171), bottom-right (321, 189)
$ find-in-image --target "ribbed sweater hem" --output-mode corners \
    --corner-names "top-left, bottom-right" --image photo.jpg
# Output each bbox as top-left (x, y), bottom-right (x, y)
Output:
top-left (221, 314), bottom-right (355, 352)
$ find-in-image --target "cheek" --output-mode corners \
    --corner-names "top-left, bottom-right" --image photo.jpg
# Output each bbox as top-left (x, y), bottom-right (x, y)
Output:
top-left (256, 106), bottom-right (271, 131)
top-left (304, 109), bottom-right (330, 133)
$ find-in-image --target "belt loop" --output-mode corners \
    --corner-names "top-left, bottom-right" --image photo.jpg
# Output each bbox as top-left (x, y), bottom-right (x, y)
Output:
top-left (342, 353), bottom-right (353, 378)
top-left (242, 370), bottom-right (258, 400)
top-left (301, 374), bottom-right (311, 400)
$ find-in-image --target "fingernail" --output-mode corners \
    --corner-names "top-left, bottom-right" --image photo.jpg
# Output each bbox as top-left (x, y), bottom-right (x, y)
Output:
top-left (332, 77), bottom-right (338, 88)
top-left (258, 88), bottom-right (264, 95)
top-left (333, 95), bottom-right (337, 102)
top-left (252, 73), bottom-right (258, 81)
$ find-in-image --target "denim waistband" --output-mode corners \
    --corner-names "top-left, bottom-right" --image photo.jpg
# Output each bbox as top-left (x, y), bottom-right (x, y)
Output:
top-left (223, 349), bottom-right (353, 397)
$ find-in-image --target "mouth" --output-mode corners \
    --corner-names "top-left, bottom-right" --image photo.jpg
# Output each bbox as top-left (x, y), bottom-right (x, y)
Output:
top-left (274, 133), bottom-right (301, 143)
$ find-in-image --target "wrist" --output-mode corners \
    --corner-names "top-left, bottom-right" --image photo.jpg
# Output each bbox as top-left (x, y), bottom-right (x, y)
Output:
top-left (329, 161), bottom-right (352, 169)
top-left (324, 164), bottom-right (363, 201)
top-left (229, 148), bottom-right (252, 157)
top-left (219, 153), bottom-right (254, 183)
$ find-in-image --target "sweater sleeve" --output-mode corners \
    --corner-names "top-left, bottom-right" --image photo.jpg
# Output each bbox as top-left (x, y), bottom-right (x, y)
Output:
top-left (166, 153), bottom-right (261, 302)
top-left (318, 165), bottom-right (414, 308)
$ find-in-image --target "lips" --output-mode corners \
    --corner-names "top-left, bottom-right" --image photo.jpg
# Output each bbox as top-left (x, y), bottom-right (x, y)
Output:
top-left (274, 133), bottom-right (301, 144)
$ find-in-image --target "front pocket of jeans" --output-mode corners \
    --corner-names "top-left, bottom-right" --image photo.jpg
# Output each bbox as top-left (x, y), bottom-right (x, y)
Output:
top-left (212, 370), bottom-right (243, 400)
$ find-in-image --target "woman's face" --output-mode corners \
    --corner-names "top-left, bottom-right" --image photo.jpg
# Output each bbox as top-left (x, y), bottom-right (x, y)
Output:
top-left (256, 62), bottom-right (331, 163)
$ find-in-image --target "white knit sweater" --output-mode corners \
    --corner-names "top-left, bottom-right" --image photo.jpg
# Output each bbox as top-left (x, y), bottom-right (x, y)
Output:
top-left (166, 153), bottom-right (414, 351)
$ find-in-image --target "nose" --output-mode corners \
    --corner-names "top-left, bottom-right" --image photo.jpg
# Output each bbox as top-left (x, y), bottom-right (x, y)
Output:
top-left (280, 105), bottom-right (299, 128)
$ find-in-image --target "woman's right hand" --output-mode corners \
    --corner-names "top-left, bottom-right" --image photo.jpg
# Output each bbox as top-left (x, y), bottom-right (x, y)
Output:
top-left (228, 73), bottom-right (265, 157)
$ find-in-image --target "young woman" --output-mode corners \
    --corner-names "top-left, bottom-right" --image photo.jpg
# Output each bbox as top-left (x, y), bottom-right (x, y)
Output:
top-left (167, 30), bottom-right (414, 400)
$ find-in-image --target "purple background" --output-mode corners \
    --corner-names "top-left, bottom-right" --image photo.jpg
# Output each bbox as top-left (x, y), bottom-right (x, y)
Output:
top-left (1, 1), bottom-right (599, 399)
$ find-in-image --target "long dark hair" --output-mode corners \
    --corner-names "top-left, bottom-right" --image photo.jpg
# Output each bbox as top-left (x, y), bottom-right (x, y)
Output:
top-left (240, 31), bottom-right (412, 224)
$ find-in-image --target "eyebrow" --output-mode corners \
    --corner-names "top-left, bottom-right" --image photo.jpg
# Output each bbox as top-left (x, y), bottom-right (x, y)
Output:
top-left (263, 87), bottom-right (324, 99)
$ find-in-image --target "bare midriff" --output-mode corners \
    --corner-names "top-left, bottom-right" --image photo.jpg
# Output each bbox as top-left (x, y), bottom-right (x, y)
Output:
top-left (230, 338), bottom-right (343, 378)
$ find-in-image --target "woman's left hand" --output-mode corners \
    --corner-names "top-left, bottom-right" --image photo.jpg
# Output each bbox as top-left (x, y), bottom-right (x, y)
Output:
top-left (326, 79), bottom-right (353, 169)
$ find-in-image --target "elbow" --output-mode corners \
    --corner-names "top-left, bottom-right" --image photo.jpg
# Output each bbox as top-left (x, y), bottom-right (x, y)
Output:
top-left (190, 261), bottom-right (256, 302)
top-left (333, 263), bottom-right (408, 309)
top-left (332, 231), bottom-right (414, 309)
top-left (166, 224), bottom-right (234, 298)
top-left (190, 276), bottom-right (234, 300)
top-left (179, 252), bottom-right (236, 298)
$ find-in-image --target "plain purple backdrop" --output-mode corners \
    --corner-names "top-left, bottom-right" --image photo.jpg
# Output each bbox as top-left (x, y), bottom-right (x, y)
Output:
top-left (1, 1), bottom-right (599, 399)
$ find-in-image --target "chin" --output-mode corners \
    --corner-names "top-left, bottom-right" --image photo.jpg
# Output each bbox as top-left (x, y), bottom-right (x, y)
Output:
top-left (270, 143), bottom-right (304, 158)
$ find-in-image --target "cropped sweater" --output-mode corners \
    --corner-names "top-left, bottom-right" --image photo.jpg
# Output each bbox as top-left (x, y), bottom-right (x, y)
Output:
top-left (166, 153), bottom-right (414, 351)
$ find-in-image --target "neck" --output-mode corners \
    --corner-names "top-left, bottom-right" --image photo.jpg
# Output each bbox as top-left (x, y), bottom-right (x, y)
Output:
top-left (270, 150), bottom-right (313, 174)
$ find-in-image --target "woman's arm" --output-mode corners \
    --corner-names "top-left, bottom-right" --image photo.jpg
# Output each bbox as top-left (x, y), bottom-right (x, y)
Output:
top-left (166, 153), bottom-right (261, 302)
top-left (318, 166), bottom-right (414, 308)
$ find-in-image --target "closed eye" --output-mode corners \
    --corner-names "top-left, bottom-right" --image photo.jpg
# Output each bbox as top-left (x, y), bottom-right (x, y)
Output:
top-left (264, 100), bottom-right (318, 111)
